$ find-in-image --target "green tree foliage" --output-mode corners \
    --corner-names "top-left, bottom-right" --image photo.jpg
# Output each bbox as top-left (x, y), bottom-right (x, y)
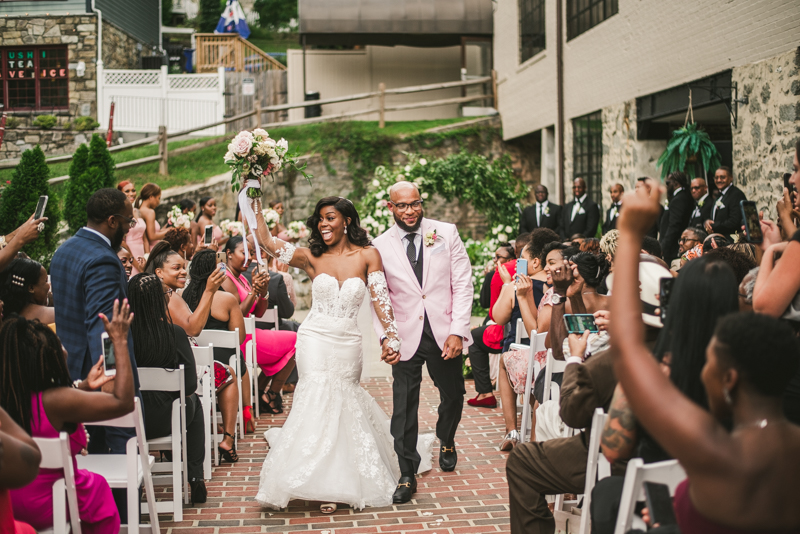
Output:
top-left (254, 0), bottom-right (297, 30)
top-left (198, 0), bottom-right (224, 32)
top-left (63, 135), bottom-right (116, 234)
top-left (162, 0), bottom-right (173, 25)
top-left (0, 146), bottom-right (60, 266)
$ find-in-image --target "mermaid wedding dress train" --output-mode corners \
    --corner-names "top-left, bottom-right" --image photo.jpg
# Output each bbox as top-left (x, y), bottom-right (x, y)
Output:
top-left (255, 272), bottom-right (433, 510)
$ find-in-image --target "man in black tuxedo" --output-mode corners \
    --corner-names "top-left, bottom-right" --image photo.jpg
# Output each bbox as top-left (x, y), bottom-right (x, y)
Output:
top-left (704, 166), bottom-right (747, 237)
top-left (518, 185), bottom-right (562, 235)
top-left (602, 183), bottom-right (624, 234)
top-left (658, 172), bottom-right (694, 263)
top-left (688, 177), bottom-right (713, 229)
top-left (561, 178), bottom-right (600, 239)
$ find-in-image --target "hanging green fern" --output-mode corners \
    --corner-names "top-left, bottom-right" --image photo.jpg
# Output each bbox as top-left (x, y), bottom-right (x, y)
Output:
top-left (656, 123), bottom-right (721, 179)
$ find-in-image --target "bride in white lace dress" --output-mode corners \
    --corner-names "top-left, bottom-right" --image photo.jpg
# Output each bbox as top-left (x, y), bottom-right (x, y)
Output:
top-left (248, 195), bottom-right (432, 511)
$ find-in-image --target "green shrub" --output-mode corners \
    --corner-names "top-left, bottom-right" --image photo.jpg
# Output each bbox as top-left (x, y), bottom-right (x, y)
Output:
top-left (32, 115), bottom-right (58, 129)
top-left (62, 135), bottom-right (116, 234)
top-left (85, 133), bottom-right (116, 189)
top-left (4, 116), bottom-right (20, 129)
top-left (73, 116), bottom-right (100, 131)
top-left (0, 146), bottom-right (60, 266)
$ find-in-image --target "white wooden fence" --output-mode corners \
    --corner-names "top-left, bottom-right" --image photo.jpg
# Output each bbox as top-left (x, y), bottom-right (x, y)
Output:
top-left (97, 65), bottom-right (225, 136)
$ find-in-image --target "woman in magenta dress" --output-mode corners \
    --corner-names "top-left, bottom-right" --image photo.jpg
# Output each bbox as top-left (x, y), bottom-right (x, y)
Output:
top-left (118, 181), bottom-right (148, 274)
top-left (196, 196), bottom-right (228, 248)
top-left (2, 301), bottom-right (136, 534)
top-left (136, 183), bottom-right (170, 249)
top-left (221, 236), bottom-right (297, 415)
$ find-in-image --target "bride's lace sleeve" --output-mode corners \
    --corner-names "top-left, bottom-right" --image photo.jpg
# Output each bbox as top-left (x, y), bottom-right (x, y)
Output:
top-left (368, 271), bottom-right (400, 352)
top-left (249, 198), bottom-right (297, 264)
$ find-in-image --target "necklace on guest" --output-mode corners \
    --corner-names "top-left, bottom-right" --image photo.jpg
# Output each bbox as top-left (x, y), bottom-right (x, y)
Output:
top-left (734, 418), bottom-right (788, 431)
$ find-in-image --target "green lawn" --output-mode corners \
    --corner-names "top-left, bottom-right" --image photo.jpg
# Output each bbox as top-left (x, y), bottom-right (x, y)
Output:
top-left (246, 29), bottom-right (300, 64)
top-left (2, 118), bottom-right (475, 192)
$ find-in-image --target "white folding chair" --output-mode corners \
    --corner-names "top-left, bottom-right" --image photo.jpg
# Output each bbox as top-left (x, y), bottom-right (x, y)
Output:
top-left (77, 398), bottom-right (159, 534)
top-left (543, 349), bottom-right (570, 407)
top-left (192, 344), bottom-right (217, 475)
top-left (520, 331), bottom-right (548, 442)
top-left (34, 432), bottom-right (82, 534)
top-left (613, 459), bottom-right (686, 534)
top-left (242, 316), bottom-right (261, 417)
top-left (256, 304), bottom-right (279, 331)
top-left (195, 329), bottom-right (244, 439)
top-left (576, 408), bottom-right (612, 534)
top-left (514, 317), bottom-right (529, 344)
top-left (138, 366), bottom-right (189, 519)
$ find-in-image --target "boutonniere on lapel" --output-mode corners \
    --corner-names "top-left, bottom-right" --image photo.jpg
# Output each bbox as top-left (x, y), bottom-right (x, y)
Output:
top-left (543, 206), bottom-right (550, 216)
top-left (697, 199), bottom-right (704, 207)
top-left (424, 229), bottom-right (438, 247)
top-left (715, 198), bottom-right (725, 210)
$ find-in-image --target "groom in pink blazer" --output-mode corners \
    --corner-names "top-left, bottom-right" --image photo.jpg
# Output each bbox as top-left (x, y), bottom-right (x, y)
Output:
top-left (371, 181), bottom-right (474, 503)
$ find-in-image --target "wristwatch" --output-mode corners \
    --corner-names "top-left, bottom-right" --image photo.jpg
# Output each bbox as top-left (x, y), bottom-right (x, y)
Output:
top-left (551, 293), bottom-right (565, 305)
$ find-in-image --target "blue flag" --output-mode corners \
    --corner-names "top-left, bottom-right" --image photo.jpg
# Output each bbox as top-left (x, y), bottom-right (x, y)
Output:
top-left (215, 0), bottom-right (250, 39)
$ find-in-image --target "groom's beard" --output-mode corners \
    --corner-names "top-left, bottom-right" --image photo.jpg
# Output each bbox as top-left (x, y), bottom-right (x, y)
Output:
top-left (393, 210), bottom-right (423, 233)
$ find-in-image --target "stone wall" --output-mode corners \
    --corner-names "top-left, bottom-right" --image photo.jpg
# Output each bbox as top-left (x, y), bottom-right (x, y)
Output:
top-left (0, 15), bottom-right (98, 121)
top-left (0, 129), bottom-right (97, 160)
top-left (732, 47), bottom-right (800, 220)
top-left (102, 20), bottom-right (147, 69)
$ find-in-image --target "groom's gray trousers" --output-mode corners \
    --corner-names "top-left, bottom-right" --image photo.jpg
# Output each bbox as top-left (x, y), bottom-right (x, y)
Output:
top-left (391, 315), bottom-right (465, 477)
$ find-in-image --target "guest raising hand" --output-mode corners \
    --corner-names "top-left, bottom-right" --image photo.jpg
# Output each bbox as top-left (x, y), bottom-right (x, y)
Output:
top-left (609, 178), bottom-right (800, 532)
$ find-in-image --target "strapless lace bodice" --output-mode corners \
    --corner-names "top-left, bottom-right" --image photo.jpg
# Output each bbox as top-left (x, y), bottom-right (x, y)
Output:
top-left (309, 273), bottom-right (366, 321)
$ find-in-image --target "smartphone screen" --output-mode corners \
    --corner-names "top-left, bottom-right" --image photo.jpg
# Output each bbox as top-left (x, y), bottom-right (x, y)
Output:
top-left (516, 259), bottom-right (527, 280)
top-left (204, 225), bottom-right (213, 245)
top-left (102, 333), bottom-right (116, 376)
top-left (34, 195), bottom-right (48, 220)
top-left (740, 200), bottom-right (763, 244)
top-left (563, 314), bottom-right (598, 334)
top-left (644, 482), bottom-right (677, 526)
top-left (659, 277), bottom-right (675, 322)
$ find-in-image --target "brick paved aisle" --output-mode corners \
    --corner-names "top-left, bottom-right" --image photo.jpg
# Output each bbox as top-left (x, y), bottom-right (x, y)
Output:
top-left (159, 377), bottom-right (511, 533)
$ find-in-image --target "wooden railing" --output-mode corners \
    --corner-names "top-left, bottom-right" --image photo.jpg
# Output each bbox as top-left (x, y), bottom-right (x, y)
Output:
top-left (195, 34), bottom-right (286, 73)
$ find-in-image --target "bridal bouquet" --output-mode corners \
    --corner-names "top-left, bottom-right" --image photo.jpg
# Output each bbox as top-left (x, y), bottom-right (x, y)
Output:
top-left (262, 208), bottom-right (280, 229)
top-left (286, 220), bottom-right (309, 240)
top-left (167, 205), bottom-right (193, 230)
top-left (219, 219), bottom-right (244, 237)
top-left (224, 128), bottom-right (311, 199)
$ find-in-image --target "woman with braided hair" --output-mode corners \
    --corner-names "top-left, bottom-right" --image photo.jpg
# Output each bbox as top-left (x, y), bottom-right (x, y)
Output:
top-left (127, 273), bottom-right (207, 503)
top-left (3, 300), bottom-right (134, 533)
top-left (0, 257), bottom-right (54, 326)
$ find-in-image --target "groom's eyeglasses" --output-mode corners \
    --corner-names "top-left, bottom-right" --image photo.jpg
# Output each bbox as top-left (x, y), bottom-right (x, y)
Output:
top-left (390, 200), bottom-right (424, 212)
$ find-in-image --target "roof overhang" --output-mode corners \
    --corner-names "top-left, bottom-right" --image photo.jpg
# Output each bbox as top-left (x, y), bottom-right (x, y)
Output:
top-left (299, 0), bottom-right (493, 47)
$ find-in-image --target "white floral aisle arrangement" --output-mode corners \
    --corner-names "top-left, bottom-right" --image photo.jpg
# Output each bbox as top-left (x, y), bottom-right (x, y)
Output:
top-left (219, 219), bottom-right (244, 237)
top-left (167, 205), bottom-right (193, 230)
top-left (262, 208), bottom-right (280, 229)
top-left (286, 220), bottom-right (309, 240)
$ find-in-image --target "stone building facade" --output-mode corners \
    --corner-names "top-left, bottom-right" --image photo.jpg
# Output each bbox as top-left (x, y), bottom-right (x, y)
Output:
top-left (494, 0), bottom-right (800, 220)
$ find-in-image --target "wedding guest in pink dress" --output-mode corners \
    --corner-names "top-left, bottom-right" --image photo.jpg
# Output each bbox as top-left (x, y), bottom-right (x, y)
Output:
top-left (3, 302), bottom-right (135, 534)
top-left (196, 196), bottom-right (228, 247)
top-left (221, 236), bottom-right (297, 415)
top-left (135, 183), bottom-right (169, 249)
top-left (117, 181), bottom-right (148, 274)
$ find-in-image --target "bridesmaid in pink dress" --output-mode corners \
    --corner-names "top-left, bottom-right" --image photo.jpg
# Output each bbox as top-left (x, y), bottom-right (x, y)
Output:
top-left (135, 183), bottom-right (170, 250)
top-left (3, 304), bottom-right (135, 534)
top-left (117, 181), bottom-right (148, 275)
top-left (220, 236), bottom-right (297, 415)
top-left (196, 196), bottom-right (229, 248)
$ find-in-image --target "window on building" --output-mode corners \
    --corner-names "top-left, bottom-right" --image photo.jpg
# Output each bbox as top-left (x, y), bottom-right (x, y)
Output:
top-left (519, 0), bottom-right (545, 63)
top-left (566, 0), bottom-right (618, 40)
top-left (1, 47), bottom-right (69, 112)
top-left (572, 111), bottom-right (603, 202)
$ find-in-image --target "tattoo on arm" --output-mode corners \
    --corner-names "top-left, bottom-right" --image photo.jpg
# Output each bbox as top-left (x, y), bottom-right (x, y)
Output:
top-left (601, 389), bottom-right (638, 462)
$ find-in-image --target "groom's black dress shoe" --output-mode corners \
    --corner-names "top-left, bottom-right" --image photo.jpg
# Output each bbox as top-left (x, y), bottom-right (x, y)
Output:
top-left (439, 443), bottom-right (457, 472)
top-left (392, 476), bottom-right (417, 504)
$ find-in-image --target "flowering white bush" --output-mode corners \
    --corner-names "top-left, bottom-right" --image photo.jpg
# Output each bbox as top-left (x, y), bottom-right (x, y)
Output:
top-left (219, 219), bottom-right (244, 237)
top-left (262, 208), bottom-right (280, 229)
top-left (167, 205), bottom-right (193, 230)
top-left (286, 220), bottom-right (309, 240)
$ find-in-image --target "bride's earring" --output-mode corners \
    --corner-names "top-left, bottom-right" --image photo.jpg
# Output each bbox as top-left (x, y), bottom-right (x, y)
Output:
top-left (344, 227), bottom-right (348, 235)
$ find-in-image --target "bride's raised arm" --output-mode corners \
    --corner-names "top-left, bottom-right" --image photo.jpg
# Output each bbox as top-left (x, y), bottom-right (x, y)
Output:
top-left (365, 248), bottom-right (400, 353)
top-left (248, 198), bottom-right (311, 271)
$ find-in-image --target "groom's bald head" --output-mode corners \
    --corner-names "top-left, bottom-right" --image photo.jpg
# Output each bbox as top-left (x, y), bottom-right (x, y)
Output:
top-left (388, 181), bottom-right (420, 201)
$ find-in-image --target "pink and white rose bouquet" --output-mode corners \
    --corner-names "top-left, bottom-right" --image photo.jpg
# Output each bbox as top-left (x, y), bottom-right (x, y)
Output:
top-left (167, 205), bottom-right (193, 230)
top-left (262, 208), bottom-right (280, 229)
top-left (286, 220), bottom-right (309, 240)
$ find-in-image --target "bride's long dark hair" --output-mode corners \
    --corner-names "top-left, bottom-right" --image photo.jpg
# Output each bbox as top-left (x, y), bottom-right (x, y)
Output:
top-left (307, 196), bottom-right (370, 257)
